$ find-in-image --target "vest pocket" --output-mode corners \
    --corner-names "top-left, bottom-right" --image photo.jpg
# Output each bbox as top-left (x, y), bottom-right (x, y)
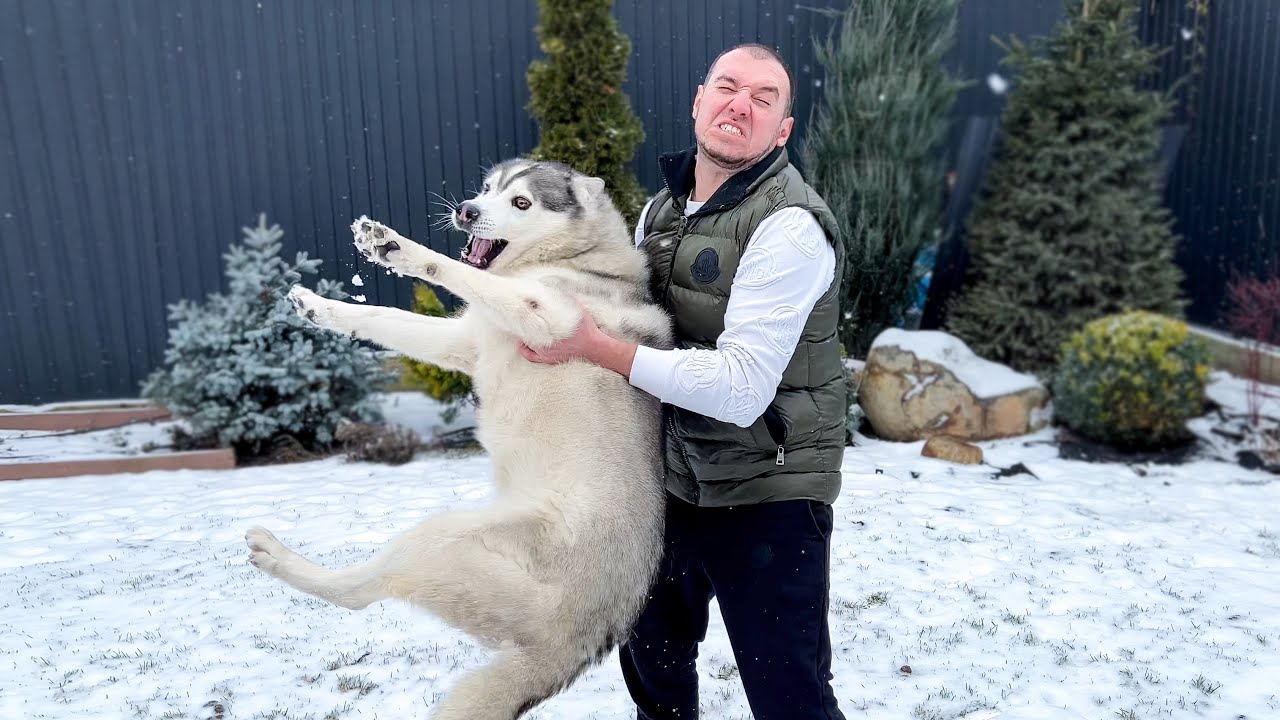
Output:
top-left (762, 406), bottom-right (789, 446)
top-left (669, 407), bottom-right (794, 481)
top-left (747, 406), bottom-right (790, 464)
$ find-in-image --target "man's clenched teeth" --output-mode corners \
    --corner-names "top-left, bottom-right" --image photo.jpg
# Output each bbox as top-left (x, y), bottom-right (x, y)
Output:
top-left (718, 123), bottom-right (743, 136)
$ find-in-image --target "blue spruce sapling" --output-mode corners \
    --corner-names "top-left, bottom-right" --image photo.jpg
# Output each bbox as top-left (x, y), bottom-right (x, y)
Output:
top-left (143, 214), bottom-right (392, 458)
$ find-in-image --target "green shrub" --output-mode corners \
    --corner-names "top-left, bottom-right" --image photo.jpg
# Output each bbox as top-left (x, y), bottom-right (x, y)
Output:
top-left (400, 284), bottom-right (473, 421)
top-left (1052, 311), bottom-right (1210, 450)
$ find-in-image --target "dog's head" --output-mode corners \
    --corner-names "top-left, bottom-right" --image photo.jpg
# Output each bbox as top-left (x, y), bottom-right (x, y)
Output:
top-left (451, 160), bottom-right (621, 271)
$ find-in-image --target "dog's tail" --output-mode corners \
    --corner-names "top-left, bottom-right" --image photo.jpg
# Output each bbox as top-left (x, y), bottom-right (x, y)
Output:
top-left (429, 646), bottom-right (592, 720)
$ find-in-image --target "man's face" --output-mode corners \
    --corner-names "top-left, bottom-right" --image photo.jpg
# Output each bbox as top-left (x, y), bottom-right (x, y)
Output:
top-left (692, 49), bottom-right (794, 173)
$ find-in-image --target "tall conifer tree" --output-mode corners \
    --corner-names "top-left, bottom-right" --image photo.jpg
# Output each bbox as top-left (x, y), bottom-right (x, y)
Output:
top-left (945, 0), bottom-right (1185, 374)
top-left (803, 0), bottom-right (963, 359)
top-left (527, 0), bottom-right (647, 225)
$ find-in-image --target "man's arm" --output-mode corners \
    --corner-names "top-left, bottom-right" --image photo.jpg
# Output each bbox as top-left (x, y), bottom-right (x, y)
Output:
top-left (522, 207), bottom-right (835, 428)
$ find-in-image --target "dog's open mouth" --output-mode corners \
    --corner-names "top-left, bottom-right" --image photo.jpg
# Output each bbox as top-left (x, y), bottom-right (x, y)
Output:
top-left (461, 236), bottom-right (508, 270)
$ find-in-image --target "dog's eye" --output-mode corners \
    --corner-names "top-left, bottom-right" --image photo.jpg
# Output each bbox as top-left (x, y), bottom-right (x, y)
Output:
top-left (480, 183), bottom-right (490, 194)
top-left (512, 196), bottom-right (532, 211)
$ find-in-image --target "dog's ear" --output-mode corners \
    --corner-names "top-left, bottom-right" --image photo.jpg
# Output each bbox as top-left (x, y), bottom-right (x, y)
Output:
top-left (574, 175), bottom-right (607, 203)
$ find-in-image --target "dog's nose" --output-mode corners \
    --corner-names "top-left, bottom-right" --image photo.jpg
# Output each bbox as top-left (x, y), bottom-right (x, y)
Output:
top-left (457, 202), bottom-right (480, 224)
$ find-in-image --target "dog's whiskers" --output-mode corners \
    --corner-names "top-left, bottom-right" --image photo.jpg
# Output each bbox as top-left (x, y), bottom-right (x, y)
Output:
top-left (429, 192), bottom-right (458, 212)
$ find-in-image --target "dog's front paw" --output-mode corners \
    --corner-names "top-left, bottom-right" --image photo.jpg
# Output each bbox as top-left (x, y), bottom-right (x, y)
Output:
top-left (352, 216), bottom-right (411, 273)
top-left (246, 526), bottom-right (287, 576)
top-left (287, 285), bottom-right (339, 330)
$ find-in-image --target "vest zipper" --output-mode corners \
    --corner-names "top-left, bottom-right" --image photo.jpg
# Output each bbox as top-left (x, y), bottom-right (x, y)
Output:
top-left (776, 445), bottom-right (785, 466)
top-left (661, 212), bottom-right (690, 302)
top-left (667, 413), bottom-right (697, 481)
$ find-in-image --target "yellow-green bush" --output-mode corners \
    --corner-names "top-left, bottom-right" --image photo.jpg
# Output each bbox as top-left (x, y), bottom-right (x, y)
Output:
top-left (1052, 311), bottom-right (1210, 450)
top-left (401, 284), bottom-right (472, 417)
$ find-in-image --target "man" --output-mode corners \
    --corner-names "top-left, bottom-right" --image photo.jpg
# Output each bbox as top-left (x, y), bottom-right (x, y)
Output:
top-left (523, 43), bottom-right (846, 719)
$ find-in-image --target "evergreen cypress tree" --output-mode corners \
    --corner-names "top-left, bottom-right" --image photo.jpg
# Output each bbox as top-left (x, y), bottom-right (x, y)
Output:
top-left (945, 0), bottom-right (1185, 374)
top-left (142, 215), bottom-right (392, 458)
top-left (527, 0), bottom-right (647, 226)
top-left (802, 0), bottom-right (963, 359)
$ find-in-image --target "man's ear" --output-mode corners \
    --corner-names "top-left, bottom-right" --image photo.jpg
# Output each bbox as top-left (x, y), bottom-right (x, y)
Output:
top-left (776, 116), bottom-right (794, 147)
top-left (692, 84), bottom-right (704, 120)
top-left (575, 175), bottom-right (607, 202)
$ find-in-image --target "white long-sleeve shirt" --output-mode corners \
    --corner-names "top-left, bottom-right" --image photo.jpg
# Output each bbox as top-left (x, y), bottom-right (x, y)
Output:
top-left (628, 198), bottom-right (836, 428)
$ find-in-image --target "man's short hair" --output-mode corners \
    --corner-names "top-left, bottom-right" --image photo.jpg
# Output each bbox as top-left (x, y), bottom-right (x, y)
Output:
top-left (703, 43), bottom-right (795, 116)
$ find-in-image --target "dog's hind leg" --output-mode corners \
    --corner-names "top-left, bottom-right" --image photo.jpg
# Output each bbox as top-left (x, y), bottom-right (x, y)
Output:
top-left (245, 527), bottom-right (391, 610)
top-left (429, 646), bottom-right (589, 720)
top-left (366, 509), bottom-right (568, 642)
top-left (247, 508), bottom-right (563, 629)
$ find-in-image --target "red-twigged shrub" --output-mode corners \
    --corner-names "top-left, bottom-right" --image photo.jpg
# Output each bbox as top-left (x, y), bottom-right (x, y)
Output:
top-left (1225, 271), bottom-right (1280, 426)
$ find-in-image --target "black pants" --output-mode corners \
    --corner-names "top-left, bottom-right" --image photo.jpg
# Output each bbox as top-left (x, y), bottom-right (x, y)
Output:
top-left (620, 494), bottom-right (845, 720)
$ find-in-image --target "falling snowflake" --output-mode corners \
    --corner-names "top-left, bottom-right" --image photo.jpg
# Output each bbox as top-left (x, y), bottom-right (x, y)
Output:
top-left (987, 73), bottom-right (1009, 95)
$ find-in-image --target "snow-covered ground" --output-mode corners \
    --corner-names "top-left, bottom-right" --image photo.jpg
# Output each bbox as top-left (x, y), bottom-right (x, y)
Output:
top-left (2, 375), bottom-right (1278, 720)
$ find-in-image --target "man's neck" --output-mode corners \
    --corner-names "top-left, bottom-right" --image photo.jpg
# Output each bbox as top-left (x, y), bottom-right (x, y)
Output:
top-left (690, 158), bottom-right (736, 203)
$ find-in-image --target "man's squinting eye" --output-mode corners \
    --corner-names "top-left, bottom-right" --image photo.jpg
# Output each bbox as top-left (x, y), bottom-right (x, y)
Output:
top-left (513, 196), bottom-right (532, 211)
top-left (755, 96), bottom-right (772, 107)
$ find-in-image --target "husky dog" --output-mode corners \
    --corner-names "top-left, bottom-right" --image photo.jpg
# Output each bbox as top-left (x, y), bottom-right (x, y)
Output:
top-left (245, 160), bottom-right (672, 719)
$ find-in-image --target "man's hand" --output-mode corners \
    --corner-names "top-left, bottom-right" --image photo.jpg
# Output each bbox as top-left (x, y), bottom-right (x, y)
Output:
top-left (519, 305), bottom-right (602, 364)
top-left (519, 305), bottom-right (638, 379)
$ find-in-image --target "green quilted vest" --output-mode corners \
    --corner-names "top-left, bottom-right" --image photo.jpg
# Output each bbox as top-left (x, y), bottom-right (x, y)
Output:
top-left (641, 146), bottom-right (846, 507)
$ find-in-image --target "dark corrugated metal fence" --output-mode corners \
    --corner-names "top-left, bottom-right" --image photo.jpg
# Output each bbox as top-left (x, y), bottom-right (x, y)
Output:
top-left (1155, 0), bottom-right (1280, 324)
top-left (1, 0), bottom-right (1276, 403)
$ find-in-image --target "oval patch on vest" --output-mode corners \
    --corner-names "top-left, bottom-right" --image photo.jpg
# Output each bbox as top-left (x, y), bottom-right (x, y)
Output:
top-left (691, 247), bottom-right (721, 284)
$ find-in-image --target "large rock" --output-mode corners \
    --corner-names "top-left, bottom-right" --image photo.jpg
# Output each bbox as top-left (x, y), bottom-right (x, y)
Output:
top-left (860, 329), bottom-right (1052, 442)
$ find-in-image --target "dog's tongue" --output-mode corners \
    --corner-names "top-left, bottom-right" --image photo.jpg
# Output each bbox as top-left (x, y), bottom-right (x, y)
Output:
top-left (467, 237), bottom-right (495, 265)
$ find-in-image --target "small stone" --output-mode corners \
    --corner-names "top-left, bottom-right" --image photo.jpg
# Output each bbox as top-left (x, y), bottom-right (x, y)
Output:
top-left (922, 435), bottom-right (983, 465)
top-left (900, 664), bottom-right (912, 674)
